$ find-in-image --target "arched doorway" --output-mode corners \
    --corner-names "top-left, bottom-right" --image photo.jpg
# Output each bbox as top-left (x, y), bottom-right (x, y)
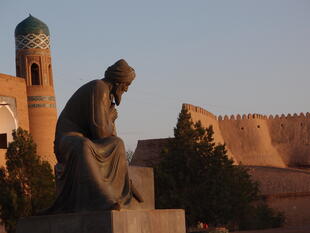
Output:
top-left (0, 103), bottom-right (18, 148)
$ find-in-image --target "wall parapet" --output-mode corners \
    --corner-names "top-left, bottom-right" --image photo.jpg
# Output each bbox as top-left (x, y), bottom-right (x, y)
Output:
top-left (182, 103), bottom-right (310, 122)
top-left (182, 103), bottom-right (217, 120)
top-left (268, 112), bottom-right (310, 120)
top-left (218, 112), bottom-right (310, 121)
top-left (0, 73), bottom-right (25, 84)
top-left (218, 113), bottom-right (268, 121)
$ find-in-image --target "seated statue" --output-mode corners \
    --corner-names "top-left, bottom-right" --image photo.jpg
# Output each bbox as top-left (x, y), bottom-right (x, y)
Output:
top-left (45, 59), bottom-right (143, 214)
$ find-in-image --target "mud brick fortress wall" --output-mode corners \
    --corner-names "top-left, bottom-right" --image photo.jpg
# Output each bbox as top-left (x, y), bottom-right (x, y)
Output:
top-left (183, 103), bottom-right (310, 225)
top-left (183, 103), bottom-right (310, 168)
top-left (132, 103), bottom-right (310, 226)
top-left (133, 103), bottom-right (310, 170)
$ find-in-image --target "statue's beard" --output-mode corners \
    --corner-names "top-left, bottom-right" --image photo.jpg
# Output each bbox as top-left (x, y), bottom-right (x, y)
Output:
top-left (113, 90), bottom-right (123, 106)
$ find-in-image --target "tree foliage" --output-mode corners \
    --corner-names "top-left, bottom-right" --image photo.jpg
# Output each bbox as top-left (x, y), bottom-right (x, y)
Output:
top-left (155, 108), bottom-right (283, 229)
top-left (0, 128), bottom-right (55, 233)
top-left (126, 150), bottom-right (134, 163)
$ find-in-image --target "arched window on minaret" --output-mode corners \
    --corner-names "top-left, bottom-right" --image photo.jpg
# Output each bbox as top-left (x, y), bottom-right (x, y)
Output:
top-left (48, 64), bottom-right (53, 86)
top-left (16, 65), bottom-right (21, 77)
top-left (31, 63), bottom-right (40, 85)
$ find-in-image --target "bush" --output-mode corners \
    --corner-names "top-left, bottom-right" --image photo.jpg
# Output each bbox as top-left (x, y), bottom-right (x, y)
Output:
top-left (0, 128), bottom-right (55, 233)
top-left (239, 203), bottom-right (285, 230)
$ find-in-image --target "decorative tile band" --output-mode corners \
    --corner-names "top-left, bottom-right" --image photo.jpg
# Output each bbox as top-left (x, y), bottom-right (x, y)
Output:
top-left (28, 96), bottom-right (55, 101)
top-left (15, 33), bottom-right (50, 50)
top-left (28, 103), bottom-right (56, 108)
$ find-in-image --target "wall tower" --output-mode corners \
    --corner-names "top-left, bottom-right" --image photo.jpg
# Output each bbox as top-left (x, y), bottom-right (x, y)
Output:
top-left (15, 15), bottom-right (57, 165)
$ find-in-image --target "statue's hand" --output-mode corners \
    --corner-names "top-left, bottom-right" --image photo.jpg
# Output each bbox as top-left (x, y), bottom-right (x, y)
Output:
top-left (110, 106), bottom-right (118, 122)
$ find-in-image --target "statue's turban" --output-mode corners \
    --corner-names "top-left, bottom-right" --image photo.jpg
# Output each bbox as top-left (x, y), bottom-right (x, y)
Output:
top-left (105, 59), bottom-right (136, 83)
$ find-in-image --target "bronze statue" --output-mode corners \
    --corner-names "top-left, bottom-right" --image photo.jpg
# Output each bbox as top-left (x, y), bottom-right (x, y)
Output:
top-left (45, 59), bottom-right (142, 214)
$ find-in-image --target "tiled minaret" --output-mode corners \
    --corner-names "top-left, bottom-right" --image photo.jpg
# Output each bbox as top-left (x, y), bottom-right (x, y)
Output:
top-left (15, 15), bottom-right (57, 165)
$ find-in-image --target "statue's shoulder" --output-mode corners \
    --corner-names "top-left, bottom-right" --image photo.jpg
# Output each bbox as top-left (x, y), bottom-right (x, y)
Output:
top-left (90, 79), bottom-right (109, 90)
top-left (79, 79), bottom-right (108, 93)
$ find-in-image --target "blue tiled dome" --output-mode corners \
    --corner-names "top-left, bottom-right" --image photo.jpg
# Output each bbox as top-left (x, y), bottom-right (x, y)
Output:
top-left (15, 15), bottom-right (50, 36)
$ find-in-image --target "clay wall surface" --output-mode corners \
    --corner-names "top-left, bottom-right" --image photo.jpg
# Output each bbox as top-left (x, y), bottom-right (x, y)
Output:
top-left (184, 103), bottom-right (310, 168)
top-left (267, 196), bottom-right (310, 226)
top-left (246, 166), bottom-right (310, 226)
top-left (26, 86), bottom-right (57, 165)
top-left (16, 46), bottom-right (57, 166)
top-left (0, 73), bottom-right (29, 166)
top-left (0, 150), bottom-right (5, 167)
top-left (267, 114), bottom-right (310, 166)
top-left (0, 73), bottom-right (29, 130)
top-left (132, 104), bottom-right (310, 169)
top-left (219, 116), bottom-right (285, 167)
top-left (131, 138), bottom-right (168, 167)
top-left (131, 104), bottom-right (310, 227)
top-left (247, 166), bottom-right (310, 196)
top-left (15, 49), bottom-right (52, 85)
top-left (184, 103), bottom-right (286, 167)
top-left (182, 103), bottom-right (226, 145)
top-left (182, 104), bottom-right (238, 162)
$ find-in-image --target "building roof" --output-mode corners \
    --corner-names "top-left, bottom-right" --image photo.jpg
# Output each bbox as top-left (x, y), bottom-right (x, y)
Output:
top-left (15, 15), bottom-right (50, 36)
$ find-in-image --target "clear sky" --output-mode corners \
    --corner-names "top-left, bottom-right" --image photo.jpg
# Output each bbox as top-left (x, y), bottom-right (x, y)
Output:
top-left (0, 0), bottom-right (309, 151)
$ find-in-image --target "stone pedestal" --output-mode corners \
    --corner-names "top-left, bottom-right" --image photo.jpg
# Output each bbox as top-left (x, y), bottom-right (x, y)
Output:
top-left (128, 166), bottom-right (154, 209)
top-left (17, 209), bottom-right (186, 233)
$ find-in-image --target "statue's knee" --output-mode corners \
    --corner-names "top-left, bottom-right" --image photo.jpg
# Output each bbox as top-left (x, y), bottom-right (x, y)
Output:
top-left (80, 138), bottom-right (92, 152)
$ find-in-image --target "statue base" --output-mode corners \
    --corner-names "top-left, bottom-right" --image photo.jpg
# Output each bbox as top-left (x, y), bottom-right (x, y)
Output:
top-left (16, 209), bottom-right (186, 233)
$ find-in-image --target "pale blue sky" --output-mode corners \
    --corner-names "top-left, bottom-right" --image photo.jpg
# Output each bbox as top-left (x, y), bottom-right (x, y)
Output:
top-left (0, 0), bottom-right (309, 150)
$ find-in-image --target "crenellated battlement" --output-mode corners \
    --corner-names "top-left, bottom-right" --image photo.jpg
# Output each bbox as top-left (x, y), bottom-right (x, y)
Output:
top-left (218, 112), bottom-right (310, 121)
top-left (183, 103), bottom-right (310, 122)
top-left (182, 102), bottom-right (310, 168)
top-left (182, 103), bottom-right (217, 120)
top-left (218, 113), bottom-right (268, 121)
top-left (268, 112), bottom-right (310, 120)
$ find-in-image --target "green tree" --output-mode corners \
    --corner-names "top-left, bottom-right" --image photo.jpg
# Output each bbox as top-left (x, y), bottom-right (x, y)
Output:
top-left (126, 150), bottom-right (134, 163)
top-left (155, 108), bottom-right (283, 229)
top-left (0, 128), bottom-right (55, 233)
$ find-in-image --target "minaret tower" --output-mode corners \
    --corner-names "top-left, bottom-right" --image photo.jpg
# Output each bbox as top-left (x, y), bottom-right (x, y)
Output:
top-left (15, 15), bottom-right (57, 165)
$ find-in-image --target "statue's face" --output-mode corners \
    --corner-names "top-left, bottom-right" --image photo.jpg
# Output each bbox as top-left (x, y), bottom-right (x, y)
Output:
top-left (112, 81), bottom-right (131, 106)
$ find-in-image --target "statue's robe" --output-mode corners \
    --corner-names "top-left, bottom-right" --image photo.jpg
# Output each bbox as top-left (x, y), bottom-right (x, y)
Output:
top-left (46, 79), bottom-right (133, 213)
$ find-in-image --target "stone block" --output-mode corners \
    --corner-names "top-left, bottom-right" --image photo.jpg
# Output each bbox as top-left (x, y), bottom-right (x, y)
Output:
top-left (128, 166), bottom-right (154, 209)
top-left (17, 209), bottom-right (186, 233)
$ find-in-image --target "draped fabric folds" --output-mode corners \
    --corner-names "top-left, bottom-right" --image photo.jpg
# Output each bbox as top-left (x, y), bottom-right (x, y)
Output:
top-left (43, 79), bottom-right (134, 214)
